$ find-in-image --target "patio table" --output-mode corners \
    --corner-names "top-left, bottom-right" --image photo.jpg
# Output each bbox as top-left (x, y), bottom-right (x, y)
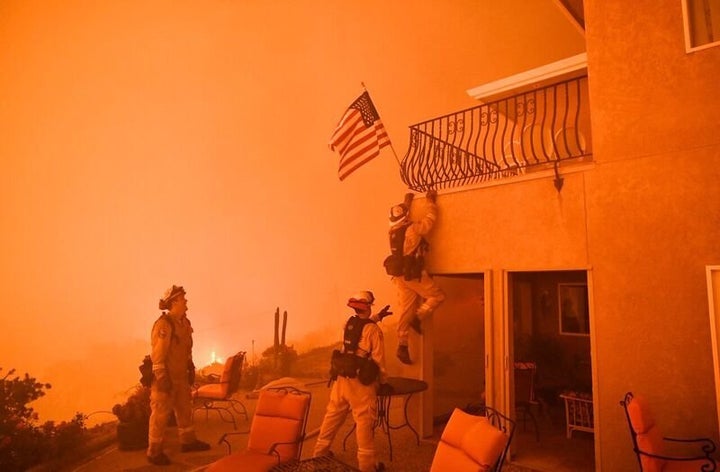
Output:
top-left (343, 376), bottom-right (428, 461)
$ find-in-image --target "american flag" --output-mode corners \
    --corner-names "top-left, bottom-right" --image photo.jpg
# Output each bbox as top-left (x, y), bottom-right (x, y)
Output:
top-left (329, 91), bottom-right (391, 181)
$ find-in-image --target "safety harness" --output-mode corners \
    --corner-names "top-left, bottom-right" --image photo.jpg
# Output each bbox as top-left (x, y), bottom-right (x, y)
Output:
top-left (329, 316), bottom-right (380, 386)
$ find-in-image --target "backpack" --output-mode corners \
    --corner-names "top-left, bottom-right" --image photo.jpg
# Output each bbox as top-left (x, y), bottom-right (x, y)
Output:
top-left (329, 316), bottom-right (380, 386)
top-left (383, 223), bottom-right (428, 280)
top-left (139, 314), bottom-right (177, 388)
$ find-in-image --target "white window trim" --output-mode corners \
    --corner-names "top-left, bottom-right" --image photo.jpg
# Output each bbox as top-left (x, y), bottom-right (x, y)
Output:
top-left (706, 265), bottom-right (720, 433)
top-left (681, 0), bottom-right (720, 53)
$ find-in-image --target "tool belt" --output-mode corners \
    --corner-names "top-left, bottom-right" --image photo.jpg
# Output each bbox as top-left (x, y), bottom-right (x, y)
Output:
top-left (329, 350), bottom-right (380, 386)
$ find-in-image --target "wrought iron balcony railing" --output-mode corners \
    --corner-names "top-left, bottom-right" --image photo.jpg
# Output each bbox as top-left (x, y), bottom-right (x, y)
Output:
top-left (401, 75), bottom-right (592, 191)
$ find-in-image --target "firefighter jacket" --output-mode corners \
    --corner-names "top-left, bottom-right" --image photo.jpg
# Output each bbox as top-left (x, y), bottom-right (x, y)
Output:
top-left (150, 313), bottom-right (193, 383)
top-left (396, 200), bottom-right (437, 256)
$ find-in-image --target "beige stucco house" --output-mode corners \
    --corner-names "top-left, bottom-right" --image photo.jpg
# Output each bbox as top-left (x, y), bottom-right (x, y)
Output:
top-left (390, 1), bottom-right (720, 470)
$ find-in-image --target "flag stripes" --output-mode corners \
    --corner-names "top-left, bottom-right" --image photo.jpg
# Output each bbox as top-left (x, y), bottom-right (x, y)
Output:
top-left (329, 91), bottom-right (391, 181)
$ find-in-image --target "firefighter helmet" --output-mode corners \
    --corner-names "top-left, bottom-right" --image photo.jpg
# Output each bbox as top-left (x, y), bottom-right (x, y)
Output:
top-left (347, 291), bottom-right (375, 310)
top-left (159, 285), bottom-right (185, 310)
top-left (389, 203), bottom-right (408, 226)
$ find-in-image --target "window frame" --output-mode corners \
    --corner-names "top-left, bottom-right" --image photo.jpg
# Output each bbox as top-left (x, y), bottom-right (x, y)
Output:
top-left (681, 0), bottom-right (720, 52)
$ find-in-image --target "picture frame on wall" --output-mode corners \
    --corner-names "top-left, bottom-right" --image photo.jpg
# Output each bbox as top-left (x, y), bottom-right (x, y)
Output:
top-left (559, 283), bottom-right (590, 336)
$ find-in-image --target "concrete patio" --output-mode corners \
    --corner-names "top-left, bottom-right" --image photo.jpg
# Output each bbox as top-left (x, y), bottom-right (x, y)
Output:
top-left (67, 378), bottom-right (539, 472)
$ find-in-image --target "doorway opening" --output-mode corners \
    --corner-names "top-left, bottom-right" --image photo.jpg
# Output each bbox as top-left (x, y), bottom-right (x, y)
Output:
top-left (431, 274), bottom-right (486, 425)
top-left (508, 270), bottom-right (595, 472)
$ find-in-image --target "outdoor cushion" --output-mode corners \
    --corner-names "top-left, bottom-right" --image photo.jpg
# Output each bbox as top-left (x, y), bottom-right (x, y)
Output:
top-left (461, 417), bottom-right (508, 468)
top-left (194, 383), bottom-right (225, 399)
top-left (430, 408), bottom-right (508, 472)
top-left (247, 389), bottom-right (310, 462)
top-left (627, 394), bottom-right (656, 434)
top-left (431, 441), bottom-right (483, 471)
top-left (627, 395), bottom-right (666, 472)
top-left (206, 450), bottom-right (280, 472)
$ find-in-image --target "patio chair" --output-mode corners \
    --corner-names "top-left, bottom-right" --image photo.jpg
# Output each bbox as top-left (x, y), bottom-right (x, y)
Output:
top-left (620, 391), bottom-right (717, 472)
top-left (206, 386), bottom-right (312, 472)
top-left (192, 351), bottom-right (248, 430)
top-left (430, 406), bottom-right (515, 472)
top-left (514, 361), bottom-right (540, 442)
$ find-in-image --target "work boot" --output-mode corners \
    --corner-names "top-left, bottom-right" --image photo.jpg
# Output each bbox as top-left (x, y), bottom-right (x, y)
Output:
top-left (410, 317), bottom-right (423, 335)
top-left (147, 452), bottom-right (171, 466)
top-left (397, 345), bottom-right (412, 365)
top-left (180, 439), bottom-right (211, 452)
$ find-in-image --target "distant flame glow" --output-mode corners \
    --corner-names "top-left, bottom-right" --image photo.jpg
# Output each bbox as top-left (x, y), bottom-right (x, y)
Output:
top-left (209, 351), bottom-right (222, 365)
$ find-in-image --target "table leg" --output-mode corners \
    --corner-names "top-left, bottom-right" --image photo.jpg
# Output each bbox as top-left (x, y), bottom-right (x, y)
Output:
top-left (376, 394), bottom-right (392, 461)
top-left (387, 393), bottom-right (420, 446)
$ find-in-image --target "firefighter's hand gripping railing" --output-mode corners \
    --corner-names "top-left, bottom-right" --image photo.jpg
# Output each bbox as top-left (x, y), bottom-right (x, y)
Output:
top-left (401, 75), bottom-right (592, 191)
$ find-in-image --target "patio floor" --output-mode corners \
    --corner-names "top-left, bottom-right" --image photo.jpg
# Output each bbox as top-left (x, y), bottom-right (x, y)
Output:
top-left (64, 378), bottom-right (588, 472)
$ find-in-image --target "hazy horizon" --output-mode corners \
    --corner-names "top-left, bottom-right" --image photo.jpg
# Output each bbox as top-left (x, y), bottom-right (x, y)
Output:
top-left (0, 0), bottom-right (584, 425)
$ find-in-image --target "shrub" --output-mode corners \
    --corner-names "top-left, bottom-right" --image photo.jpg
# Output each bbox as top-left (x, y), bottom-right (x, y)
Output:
top-left (0, 368), bottom-right (86, 472)
top-left (111, 386), bottom-right (150, 424)
top-left (112, 386), bottom-right (150, 451)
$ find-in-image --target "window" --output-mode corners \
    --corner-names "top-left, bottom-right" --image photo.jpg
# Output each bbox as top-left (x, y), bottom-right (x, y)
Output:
top-left (682, 0), bottom-right (720, 51)
top-left (558, 283), bottom-right (590, 336)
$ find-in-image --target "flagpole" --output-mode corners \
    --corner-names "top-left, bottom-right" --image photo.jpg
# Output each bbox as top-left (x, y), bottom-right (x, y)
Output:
top-left (361, 82), bottom-right (403, 168)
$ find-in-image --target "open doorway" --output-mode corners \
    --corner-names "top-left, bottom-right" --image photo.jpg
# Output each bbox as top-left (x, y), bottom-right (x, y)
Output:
top-left (509, 270), bottom-right (595, 472)
top-left (431, 274), bottom-right (485, 424)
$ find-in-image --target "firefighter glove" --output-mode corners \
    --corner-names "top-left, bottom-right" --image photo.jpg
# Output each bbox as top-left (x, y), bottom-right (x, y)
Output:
top-left (376, 305), bottom-right (393, 321)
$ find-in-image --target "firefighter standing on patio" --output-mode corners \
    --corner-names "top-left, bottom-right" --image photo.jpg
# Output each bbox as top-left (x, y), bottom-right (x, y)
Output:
top-left (313, 291), bottom-right (389, 472)
top-left (147, 285), bottom-right (210, 466)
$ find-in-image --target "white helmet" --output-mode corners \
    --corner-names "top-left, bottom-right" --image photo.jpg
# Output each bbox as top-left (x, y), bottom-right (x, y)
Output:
top-left (389, 204), bottom-right (409, 226)
top-left (347, 291), bottom-right (375, 310)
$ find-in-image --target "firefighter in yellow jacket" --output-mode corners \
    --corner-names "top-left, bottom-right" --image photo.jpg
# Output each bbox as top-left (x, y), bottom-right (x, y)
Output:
top-left (147, 285), bottom-right (210, 466)
top-left (313, 291), bottom-right (390, 472)
top-left (388, 190), bottom-right (446, 364)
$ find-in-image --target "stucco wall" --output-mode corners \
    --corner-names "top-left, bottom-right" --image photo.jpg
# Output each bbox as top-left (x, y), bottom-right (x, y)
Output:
top-left (422, 1), bottom-right (720, 470)
top-left (426, 169), bottom-right (590, 272)
top-left (585, 0), bottom-right (720, 469)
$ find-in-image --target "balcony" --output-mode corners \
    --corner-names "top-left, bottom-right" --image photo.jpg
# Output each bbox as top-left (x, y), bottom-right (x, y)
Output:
top-left (401, 72), bottom-right (592, 192)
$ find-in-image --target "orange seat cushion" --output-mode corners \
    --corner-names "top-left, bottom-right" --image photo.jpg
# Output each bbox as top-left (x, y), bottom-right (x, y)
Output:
top-left (431, 441), bottom-right (484, 472)
top-left (206, 450), bottom-right (280, 472)
top-left (627, 395), bottom-right (656, 434)
top-left (430, 408), bottom-right (508, 472)
top-left (194, 383), bottom-right (226, 399)
top-left (193, 355), bottom-right (236, 399)
top-left (627, 395), bottom-right (666, 472)
top-left (462, 417), bottom-right (508, 468)
top-left (247, 390), bottom-right (310, 463)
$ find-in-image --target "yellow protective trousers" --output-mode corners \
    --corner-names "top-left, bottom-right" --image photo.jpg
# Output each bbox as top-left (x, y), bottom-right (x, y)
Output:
top-left (313, 376), bottom-right (378, 472)
top-left (393, 270), bottom-right (446, 345)
top-left (147, 377), bottom-right (196, 456)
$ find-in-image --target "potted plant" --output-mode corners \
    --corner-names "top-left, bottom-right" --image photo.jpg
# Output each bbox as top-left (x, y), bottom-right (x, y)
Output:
top-left (112, 386), bottom-right (150, 451)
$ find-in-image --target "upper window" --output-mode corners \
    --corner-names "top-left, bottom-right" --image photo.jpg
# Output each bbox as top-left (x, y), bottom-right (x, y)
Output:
top-left (682, 0), bottom-right (720, 51)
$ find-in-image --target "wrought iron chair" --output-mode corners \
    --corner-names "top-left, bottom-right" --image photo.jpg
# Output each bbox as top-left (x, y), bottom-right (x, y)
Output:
top-left (430, 406), bottom-right (515, 472)
top-left (192, 351), bottom-right (248, 430)
top-left (620, 391), bottom-right (717, 471)
top-left (514, 361), bottom-right (540, 442)
top-left (206, 386), bottom-right (312, 472)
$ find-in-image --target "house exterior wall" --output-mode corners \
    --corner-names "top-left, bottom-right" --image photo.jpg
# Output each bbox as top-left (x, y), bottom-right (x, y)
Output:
top-left (585, 0), bottom-right (720, 469)
top-left (424, 1), bottom-right (720, 470)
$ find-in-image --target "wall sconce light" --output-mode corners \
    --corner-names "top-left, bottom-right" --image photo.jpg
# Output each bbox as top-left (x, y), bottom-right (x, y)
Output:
top-left (553, 161), bottom-right (564, 192)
